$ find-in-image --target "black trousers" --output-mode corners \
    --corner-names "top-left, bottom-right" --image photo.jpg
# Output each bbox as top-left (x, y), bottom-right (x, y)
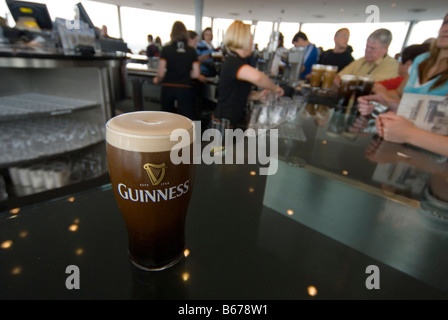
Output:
top-left (161, 86), bottom-right (196, 120)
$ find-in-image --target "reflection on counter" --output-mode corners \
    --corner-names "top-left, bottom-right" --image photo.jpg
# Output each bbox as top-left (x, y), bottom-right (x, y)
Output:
top-left (262, 159), bottom-right (448, 293)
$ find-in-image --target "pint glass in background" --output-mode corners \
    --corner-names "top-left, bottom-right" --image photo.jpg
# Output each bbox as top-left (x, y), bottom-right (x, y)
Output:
top-left (337, 74), bottom-right (359, 106)
top-left (321, 65), bottom-right (338, 91)
top-left (310, 64), bottom-right (325, 91)
top-left (354, 75), bottom-right (375, 99)
top-left (106, 111), bottom-right (195, 271)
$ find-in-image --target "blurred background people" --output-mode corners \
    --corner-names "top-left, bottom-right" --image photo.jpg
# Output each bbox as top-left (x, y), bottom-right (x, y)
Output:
top-left (373, 43), bottom-right (430, 96)
top-left (214, 20), bottom-right (284, 128)
top-left (197, 27), bottom-right (217, 77)
top-left (153, 21), bottom-right (200, 120)
top-left (292, 31), bottom-right (319, 79)
top-left (155, 36), bottom-right (163, 52)
top-left (318, 28), bottom-right (354, 71)
top-left (357, 14), bottom-right (448, 115)
top-left (270, 32), bottom-right (289, 76)
top-left (146, 34), bottom-right (160, 58)
top-left (337, 28), bottom-right (398, 83)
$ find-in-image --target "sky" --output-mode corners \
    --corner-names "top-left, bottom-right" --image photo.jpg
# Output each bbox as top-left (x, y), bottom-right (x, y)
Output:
top-left (0, 0), bottom-right (443, 59)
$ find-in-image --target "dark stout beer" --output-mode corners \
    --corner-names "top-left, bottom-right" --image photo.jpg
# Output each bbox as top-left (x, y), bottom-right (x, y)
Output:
top-left (354, 75), bottom-right (375, 99)
top-left (106, 111), bottom-right (194, 271)
top-left (337, 74), bottom-right (359, 106)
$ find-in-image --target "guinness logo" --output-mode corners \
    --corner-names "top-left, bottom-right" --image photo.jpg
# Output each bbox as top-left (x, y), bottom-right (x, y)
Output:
top-left (143, 163), bottom-right (166, 186)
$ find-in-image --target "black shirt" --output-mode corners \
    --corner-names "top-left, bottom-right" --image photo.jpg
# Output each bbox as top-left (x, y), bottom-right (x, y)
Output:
top-left (160, 41), bottom-right (199, 87)
top-left (215, 53), bottom-right (252, 126)
top-left (146, 43), bottom-right (159, 57)
top-left (318, 47), bottom-right (354, 71)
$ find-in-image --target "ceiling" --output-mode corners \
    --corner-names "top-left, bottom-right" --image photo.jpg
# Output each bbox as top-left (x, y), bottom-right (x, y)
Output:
top-left (91, 0), bottom-right (447, 23)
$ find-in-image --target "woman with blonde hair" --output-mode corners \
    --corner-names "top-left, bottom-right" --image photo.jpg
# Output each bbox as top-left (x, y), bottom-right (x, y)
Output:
top-left (214, 20), bottom-right (284, 127)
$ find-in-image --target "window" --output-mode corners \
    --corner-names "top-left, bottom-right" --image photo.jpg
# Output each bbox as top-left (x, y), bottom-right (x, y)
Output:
top-left (120, 6), bottom-right (195, 54)
top-left (406, 19), bottom-right (443, 46)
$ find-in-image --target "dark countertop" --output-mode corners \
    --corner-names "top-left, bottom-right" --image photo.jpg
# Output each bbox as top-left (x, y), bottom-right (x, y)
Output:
top-left (1, 102), bottom-right (448, 300)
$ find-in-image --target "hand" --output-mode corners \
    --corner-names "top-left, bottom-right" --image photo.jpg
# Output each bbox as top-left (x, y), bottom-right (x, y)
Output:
top-left (376, 112), bottom-right (416, 144)
top-left (250, 89), bottom-right (270, 101)
top-left (356, 93), bottom-right (387, 116)
top-left (272, 85), bottom-right (284, 98)
top-left (153, 76), bottom-right (159, 84)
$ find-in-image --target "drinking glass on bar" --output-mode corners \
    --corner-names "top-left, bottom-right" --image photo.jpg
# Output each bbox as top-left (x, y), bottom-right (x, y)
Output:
top-left (337, 75), bottom-right (359, 107)
top-left (310, 64), bottom-right (325, 92)
top-left (321, 65), bottom-right (338, 91)
top-left (354, 75), bottom-right (375, 100)
top-left (106, 111), bottom-right (195, 271)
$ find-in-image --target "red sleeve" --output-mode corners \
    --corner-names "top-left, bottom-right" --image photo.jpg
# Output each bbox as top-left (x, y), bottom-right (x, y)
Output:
top-left (377, 76), bottom-right (405, 90)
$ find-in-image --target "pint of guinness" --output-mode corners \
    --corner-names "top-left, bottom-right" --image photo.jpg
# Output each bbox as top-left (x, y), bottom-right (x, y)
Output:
top-left (106, 111), bottom-right (195, 271)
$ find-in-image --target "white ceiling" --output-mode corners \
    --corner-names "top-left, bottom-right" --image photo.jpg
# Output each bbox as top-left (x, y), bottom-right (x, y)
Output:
top-left (90, 0), bottom-right (447, 23)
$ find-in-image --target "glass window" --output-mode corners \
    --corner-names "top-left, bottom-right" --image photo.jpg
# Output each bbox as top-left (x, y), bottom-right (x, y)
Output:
top-left (253, 21), bottom-right (273, 52)
top-left (210, 18), bottom-right (238, 49)
top-left (120, 6), bottom-right (195, 54)
top-left (279, 22), bottom-right (301, 50)
top-left (81, 1), bottom-right (120, 38)
top-left (406, 19), bottom-right (443, 46)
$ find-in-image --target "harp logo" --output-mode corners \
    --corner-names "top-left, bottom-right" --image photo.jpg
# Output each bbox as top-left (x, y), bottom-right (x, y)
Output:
top-left (143, 163), bottom-right (167, 186)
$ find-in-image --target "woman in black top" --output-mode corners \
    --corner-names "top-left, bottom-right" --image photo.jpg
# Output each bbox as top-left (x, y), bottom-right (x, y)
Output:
top-left (154, 21), bottom-right (200, 120)
top-left (214, 20), bottom-right (284, 127)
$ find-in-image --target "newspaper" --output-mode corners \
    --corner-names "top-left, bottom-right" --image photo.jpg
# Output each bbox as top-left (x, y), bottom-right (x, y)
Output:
top-left (397, 93), bottom-right (448, 135)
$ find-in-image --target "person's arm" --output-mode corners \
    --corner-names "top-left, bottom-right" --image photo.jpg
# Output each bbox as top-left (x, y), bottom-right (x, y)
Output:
top-left (153, 58), bottom-right (166, 84)
top-left (237, 65), bottom-right (284, 97)
top-left (376, 112), bottom-right (448, 157)
top-left (191, 61), bottom-right (200, 80)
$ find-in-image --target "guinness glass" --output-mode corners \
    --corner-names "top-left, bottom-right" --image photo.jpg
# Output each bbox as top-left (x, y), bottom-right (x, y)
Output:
top-left (337, 75), bottom-right (359, 106)
top-left (354, 75), bottom-right (375, 99)
top-left (106, 111), bottom-right (195, 271)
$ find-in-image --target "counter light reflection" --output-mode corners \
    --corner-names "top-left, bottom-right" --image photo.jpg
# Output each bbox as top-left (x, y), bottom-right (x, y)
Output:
top-left (307, 285), bottom-right (318, 296)
top-left (182, 272), bottom-right (190, 282)
top-left (69, 218), bottom-right (81, 232)
top-left (11, 266), bottom-right (22, 275)
top-left (1, 240), bottom-right (13, 249)
top-left (9, 208), bottom-right (20, 215)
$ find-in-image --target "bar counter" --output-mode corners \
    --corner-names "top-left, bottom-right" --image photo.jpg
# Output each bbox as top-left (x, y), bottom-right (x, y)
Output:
top-left (1, 102), bottom-right (448, 300)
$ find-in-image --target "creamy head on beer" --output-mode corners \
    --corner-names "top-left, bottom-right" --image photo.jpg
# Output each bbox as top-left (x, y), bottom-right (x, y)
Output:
top-left (106, 111), bottom-right (194, 152)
